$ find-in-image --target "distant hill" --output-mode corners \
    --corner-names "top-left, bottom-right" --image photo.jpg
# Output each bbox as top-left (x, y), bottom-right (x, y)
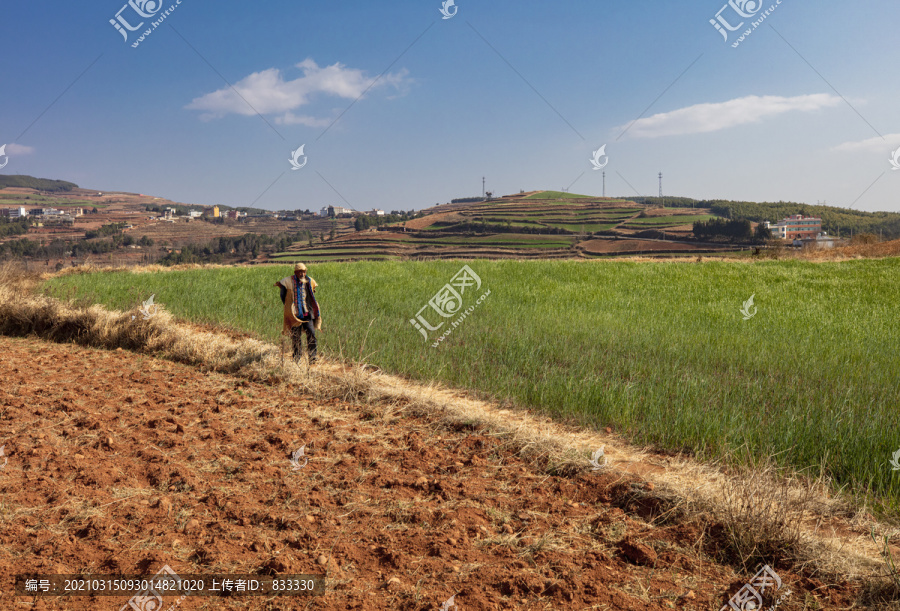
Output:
top-left (0, 175), bottom-right (78, 193)
top-left (267, 190), bottom-right (735, 263)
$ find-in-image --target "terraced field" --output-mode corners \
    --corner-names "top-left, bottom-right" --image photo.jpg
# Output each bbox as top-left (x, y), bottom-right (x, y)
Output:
top-left (620, 214), bottom-right (716, 228)
top-left (271, 232), bottom-right (577, 262)
top-left (267, 191), bottom-right (736, 262)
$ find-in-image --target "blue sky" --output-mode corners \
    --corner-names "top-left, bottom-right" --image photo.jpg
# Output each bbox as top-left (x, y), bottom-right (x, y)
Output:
top-left (1, 0), bottom-right (898, 213)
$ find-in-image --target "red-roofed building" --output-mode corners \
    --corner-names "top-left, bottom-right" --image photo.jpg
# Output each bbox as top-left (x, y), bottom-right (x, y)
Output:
top-left (766, 215), bottom-right (822, 240)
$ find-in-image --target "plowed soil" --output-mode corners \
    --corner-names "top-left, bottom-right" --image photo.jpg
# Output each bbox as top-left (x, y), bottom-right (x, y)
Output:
top-left (402, 213), bottom-right (461, 231)
top-left (0, 335), bottom-right (858, 610)
top-left (581, 239), bottom-right (707, 253)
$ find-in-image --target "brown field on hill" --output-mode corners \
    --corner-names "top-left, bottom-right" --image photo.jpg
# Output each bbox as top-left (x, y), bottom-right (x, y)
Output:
top-left (641, 207), bottom-right (705, 217)
top-left (402, 212), bottom-right (461, 231)
top-left (136, 220), bottom-right (249, 242)
top-left (336, 231), bottom-right (411, 242)
top-left (581, 239), bottom-right (716, 253)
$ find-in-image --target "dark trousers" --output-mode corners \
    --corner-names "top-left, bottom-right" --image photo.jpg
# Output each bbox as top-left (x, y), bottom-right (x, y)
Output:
top-left (290, 319), bottom-right (317, 361)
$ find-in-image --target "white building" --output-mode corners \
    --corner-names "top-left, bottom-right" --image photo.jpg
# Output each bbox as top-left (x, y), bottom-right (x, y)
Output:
top-left (370, 209), bottom-right (385, 216)
top-left (323, 205), bottom-right (351, 217)
top-left (766, 215), bottom-right (823, 240)
top-left (8, 207), bottom-right (27, 218)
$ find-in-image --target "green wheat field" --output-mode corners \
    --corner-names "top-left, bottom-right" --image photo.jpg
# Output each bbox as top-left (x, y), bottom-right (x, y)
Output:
top-left (44, 259), bottom-right (900, 510)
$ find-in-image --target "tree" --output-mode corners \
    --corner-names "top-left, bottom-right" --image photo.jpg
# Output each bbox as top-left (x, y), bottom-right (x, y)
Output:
top-left (754, 223), bottom-right (773, 243)
top-left (693, 217), bottom-right (753, 241)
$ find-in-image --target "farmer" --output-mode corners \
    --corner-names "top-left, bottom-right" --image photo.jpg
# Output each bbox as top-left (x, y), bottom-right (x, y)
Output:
top-left (275, 262), bottom-right (322, 363)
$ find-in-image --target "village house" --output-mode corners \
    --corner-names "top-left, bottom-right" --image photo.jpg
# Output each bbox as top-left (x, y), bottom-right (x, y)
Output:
top-left (766, 215), bottom-right (822, 240)
top-left (1, 207), bottom-right (27, 218)
top-left (321, 205), bottom-right (351, 218)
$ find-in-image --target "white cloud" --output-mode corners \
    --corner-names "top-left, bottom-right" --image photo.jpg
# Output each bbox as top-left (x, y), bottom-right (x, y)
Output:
top-left (274, 112), bottom-right (333, 128)
top-left (617, 94), bottom-right (843, 138)
top-left (831, 133), bottom-right (900, 153)
top-left (186, 58), bottom-right (410, 123)
top-left (4, 143), bottom-right (35, 155)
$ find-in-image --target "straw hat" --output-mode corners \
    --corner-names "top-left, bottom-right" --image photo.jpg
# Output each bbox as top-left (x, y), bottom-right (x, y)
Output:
top-left (294, 262), bottom-right (307, 272)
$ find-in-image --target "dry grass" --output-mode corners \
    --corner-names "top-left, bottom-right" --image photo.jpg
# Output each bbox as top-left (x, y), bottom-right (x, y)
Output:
top-left (1, 261), bottom-right (899, 605)
top-left (864, 531), bottom-right (900, 609)
top-left (704, 453), bottom-right (829, 573)
top-left (799, 237), bottom-right (900, 261)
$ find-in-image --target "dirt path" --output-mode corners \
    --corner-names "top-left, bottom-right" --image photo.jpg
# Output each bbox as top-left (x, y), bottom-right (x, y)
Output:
top-left (0, 335), bottom-right (867, 610)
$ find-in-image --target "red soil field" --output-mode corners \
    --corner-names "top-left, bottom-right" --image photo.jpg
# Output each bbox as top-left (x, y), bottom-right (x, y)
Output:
top-left (581, 239), bottom-right (710, 253)
top-left (0, 334), bottom-right (857, 610)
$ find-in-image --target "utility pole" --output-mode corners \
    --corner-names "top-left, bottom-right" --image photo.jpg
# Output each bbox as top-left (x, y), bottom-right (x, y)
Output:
top-left (658, 172), bottom-right (663, 198)
top-left (482, 177), bottom-right (485, 199)
top-left (602, 171), bottom-right (606, 197)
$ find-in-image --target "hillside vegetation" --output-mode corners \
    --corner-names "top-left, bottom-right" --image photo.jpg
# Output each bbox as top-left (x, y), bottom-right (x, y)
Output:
top-left (0, 174), bottom-right (78, 192)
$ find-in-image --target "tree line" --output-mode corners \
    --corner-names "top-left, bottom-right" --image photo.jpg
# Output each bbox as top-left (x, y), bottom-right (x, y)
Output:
top-left (626, 196), bottom-right (700, 208)
top-left (451, 197), bottom-right (486, 204)
top-left (0, 217), bottom-right (31, 238)
top-left (157, 231), bottom-right (309, 265)
top-left (85, 223), bottom-right (126, 239)
top-left (353, 211), bottom-right (419, 231)
top-left (692, 218), bottom-right (772, 243)
top-left (0, 233), bottom-right (156, 260)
